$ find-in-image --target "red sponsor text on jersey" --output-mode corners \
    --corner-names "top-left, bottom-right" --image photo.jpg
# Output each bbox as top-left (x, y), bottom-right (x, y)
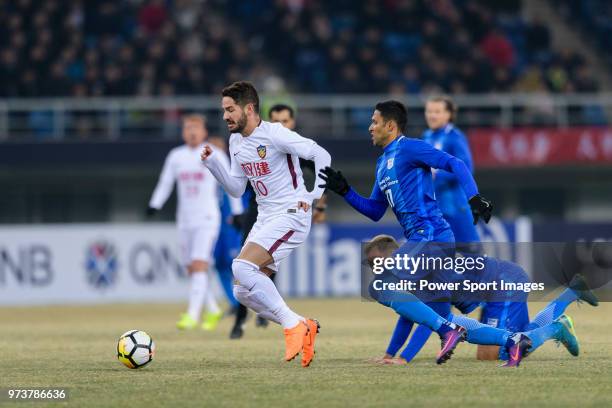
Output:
top-left (179, 171), bottom-right (204, 181)
top-left (241, 161), bottom-right (272, 177)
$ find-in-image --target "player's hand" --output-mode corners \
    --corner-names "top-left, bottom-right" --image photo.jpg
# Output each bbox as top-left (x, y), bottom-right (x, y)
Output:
top-left (318, 166), bottom-right (350, 196)
top-left (200, 145), bottom-right (213, 161)
top-left (146, 206), bottom-right (158, 218)
top-left (297, 201), bottom-right (310, 212)
top-left (469, 194), bottom-right (493, 225)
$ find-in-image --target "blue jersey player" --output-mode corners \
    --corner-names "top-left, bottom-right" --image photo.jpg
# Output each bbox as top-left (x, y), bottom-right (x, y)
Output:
top-left (394, 96), bottom-right (484, 360)
top-left (320, 101), bottom-right (568, 366)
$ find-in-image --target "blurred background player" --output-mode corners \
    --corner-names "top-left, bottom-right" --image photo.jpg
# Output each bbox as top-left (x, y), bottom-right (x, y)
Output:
top-left (230, 103), bottom-right (328, 338)
top-left (201, 81), bottom-right (331, 367)
top-left (208, 136), bottom-right (244, 316)
top-left (148, 114), bottom-right (238, 331)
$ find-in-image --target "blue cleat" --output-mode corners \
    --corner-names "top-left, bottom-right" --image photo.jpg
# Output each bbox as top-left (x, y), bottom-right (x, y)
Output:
top-left (436, 325), bottom-right (466, 365)
top-left (502, 333), bottom-right (532, 368)
top-left (569, 274), bottom-right (599, 307)
top-left (555, 314), bottom-right (579, 357)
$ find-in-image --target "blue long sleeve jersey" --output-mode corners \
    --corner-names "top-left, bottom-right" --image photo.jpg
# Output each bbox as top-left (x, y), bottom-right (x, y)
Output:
top-left (422, 124), bottom-right (474, 218)
top-left (344, 135), bottom-right (478, 239)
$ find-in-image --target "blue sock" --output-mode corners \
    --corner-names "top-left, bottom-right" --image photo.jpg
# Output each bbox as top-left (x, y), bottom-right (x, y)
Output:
top-left (389, 293), bottom-right (447, 334)
top-left (400, 325), bottom-right (433, 362)
top-left (386, 317), bottom-right (414, 356)
top-left (523, 322), bottom-right (561, 351)
top-left (450, 314), bottom-right (510, 346)
top-left (526, 288), bottom-right (577, 330)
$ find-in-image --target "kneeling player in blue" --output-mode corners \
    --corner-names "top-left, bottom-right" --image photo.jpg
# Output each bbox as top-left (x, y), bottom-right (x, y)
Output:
top-left (364, 235), bottom-right (598, 365)
top-left (320, 100), bottom-right (495, 364)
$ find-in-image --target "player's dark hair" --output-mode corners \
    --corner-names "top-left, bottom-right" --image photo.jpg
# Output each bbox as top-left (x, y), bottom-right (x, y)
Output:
top-left (222, 81), bottom-right (260, 114)
top-left (427, 95), bottom-right (457, 122)
top-left (268, 104), bottom-right (294, 119)
top-left (375, 100), bottom-right (407, 133)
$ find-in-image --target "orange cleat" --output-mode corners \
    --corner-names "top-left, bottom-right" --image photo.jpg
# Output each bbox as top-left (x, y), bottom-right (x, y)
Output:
top-left (301, 319), bottom-right (320, 367)
top-left (284, 321), bottom-right (308, 361)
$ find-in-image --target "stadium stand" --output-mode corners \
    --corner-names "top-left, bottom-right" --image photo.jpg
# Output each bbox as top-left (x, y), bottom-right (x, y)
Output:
top-left (0, 0), bottom-right (601, 97)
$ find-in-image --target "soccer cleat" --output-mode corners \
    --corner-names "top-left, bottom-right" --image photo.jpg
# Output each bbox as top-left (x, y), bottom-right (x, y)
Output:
top-left (436, 325), bottom-right (466, 365)
top-left (555, 314), bottom-right (580, 357)
top-left (176, 313), bottom-right (198, 330)
top-left (301, 319), bottom-right (320, 368)
top-left (284, 321), bottom-right (308, 361)
top-left (256, 315), bottom-right (269, 328)
top-left (229, 323), bottom-right (245, 339)
top-left (569, 274), bottom-right (599, 307)
top-left (202, 311), bottom-right (223, 331)
top-left (502, 333), bottom-right (532, 367)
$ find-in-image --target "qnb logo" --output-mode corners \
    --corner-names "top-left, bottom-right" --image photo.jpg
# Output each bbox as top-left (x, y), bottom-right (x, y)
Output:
top-left (85, 241), bottom-right (118, 289)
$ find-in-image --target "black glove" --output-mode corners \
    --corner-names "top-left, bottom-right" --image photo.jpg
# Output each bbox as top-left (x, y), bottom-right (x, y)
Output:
top-left (146, 206), bottom-right (158, 218)
top-left (469, 194), bottom-right (493, 225)
top-left (318, 166), bottom-right (350, 196)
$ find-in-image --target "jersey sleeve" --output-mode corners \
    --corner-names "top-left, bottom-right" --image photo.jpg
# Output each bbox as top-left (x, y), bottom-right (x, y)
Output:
top-left (149, 150), bottom-right (176, 209)
top-left (228, 135), bottom-right (245, 178)
top-left (404, 138), bottom-right (453, 170)
top-left (450, 130), bottom-right (474, 173)
top-left (270, 125), bottom-right (317, 156)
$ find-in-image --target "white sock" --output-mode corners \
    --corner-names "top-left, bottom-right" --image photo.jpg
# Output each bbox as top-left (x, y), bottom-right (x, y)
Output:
top-left (232, 259), bottom-right (303, 329)
top-left (233, 285), bottom-right (281, 325)
top-left (205, 289), bottom-right (220, 315)
top-left (187, 272), bottom-right (208, 322)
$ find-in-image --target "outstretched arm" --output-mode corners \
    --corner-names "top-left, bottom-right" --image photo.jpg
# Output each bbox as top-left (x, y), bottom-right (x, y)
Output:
top-left (318, 167), bottom-right (388, 222)
top-left (385, 317), bottom-right (414, 358)
top-left (409, 139), bottom-right (492, 224)
top-left (201, 146), bottom-right (248, 198)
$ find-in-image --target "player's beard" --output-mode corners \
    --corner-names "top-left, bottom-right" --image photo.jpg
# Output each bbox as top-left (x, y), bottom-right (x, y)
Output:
top-left (228, 112), bottom-right (248, 134)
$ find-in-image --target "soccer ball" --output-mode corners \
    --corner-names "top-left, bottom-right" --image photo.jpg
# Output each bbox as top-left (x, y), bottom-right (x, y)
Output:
top-left (117, 330), bottom-right (155, 369)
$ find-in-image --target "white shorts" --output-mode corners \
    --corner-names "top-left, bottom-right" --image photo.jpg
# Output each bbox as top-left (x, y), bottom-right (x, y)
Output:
top-left (245, 209), bottom-right (312, 272)
top-left (178, 223), bottom-right (220, 266)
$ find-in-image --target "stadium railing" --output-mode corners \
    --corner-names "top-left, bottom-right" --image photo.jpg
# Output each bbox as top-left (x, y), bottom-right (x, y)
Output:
top-left (0, 93), bottom-right (609, 142)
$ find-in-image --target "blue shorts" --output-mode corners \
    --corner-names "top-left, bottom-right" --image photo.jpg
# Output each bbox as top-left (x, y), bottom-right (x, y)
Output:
top-left (480, 301), bottom-right (530, 333)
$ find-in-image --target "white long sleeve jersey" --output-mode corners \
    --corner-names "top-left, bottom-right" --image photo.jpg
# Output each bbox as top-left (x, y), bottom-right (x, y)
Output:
top-left (222, 121), bottom-right (331, 217)
top-left (149, 144), bottom-right (230, 228)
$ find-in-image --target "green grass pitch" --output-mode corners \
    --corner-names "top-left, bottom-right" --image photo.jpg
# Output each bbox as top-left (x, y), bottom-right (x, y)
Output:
top-left (1, 299), bottom-right (611, 407)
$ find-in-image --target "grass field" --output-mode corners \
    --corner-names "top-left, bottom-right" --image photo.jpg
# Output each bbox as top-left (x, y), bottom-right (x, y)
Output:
top-left (1, 299), bottom-right (611, 408)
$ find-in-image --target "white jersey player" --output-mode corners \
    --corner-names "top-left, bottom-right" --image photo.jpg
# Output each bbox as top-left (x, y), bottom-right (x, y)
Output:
top-left (201, 81), bottom-right (331, 367)
top-left (148, 114), bottom-right (242, 331)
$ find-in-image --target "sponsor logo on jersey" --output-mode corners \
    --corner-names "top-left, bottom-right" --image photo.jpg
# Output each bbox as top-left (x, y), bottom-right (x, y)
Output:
top-left (486, 318), bottom-right (499, 327)
top-left (387, 158), bottom-right (394, 169)
top-left (257, 145), bottom-right (267, 159)
top-left (85, 241), bottom-right (118, 289)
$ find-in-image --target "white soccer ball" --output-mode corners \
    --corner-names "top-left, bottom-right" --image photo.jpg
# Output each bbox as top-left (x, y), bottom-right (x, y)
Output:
top-left (117, 330), bottom-right (155, 369)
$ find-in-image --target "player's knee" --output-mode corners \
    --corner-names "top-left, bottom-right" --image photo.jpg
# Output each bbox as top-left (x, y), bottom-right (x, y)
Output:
top-left (232, 258), bottom-right (259, 287)
top-left (232, 284), bottom-right (248, 303)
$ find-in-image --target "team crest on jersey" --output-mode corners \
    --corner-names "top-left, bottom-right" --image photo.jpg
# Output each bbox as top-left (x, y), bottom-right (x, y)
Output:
top-left (257, 145), bottom-right (267, 159)
top-left (387, 158), bottom-right (394, 169)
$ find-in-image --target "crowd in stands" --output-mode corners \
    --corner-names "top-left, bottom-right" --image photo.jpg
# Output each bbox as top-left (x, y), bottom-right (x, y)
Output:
top-left (0, 0), bottom-right (603, 98)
